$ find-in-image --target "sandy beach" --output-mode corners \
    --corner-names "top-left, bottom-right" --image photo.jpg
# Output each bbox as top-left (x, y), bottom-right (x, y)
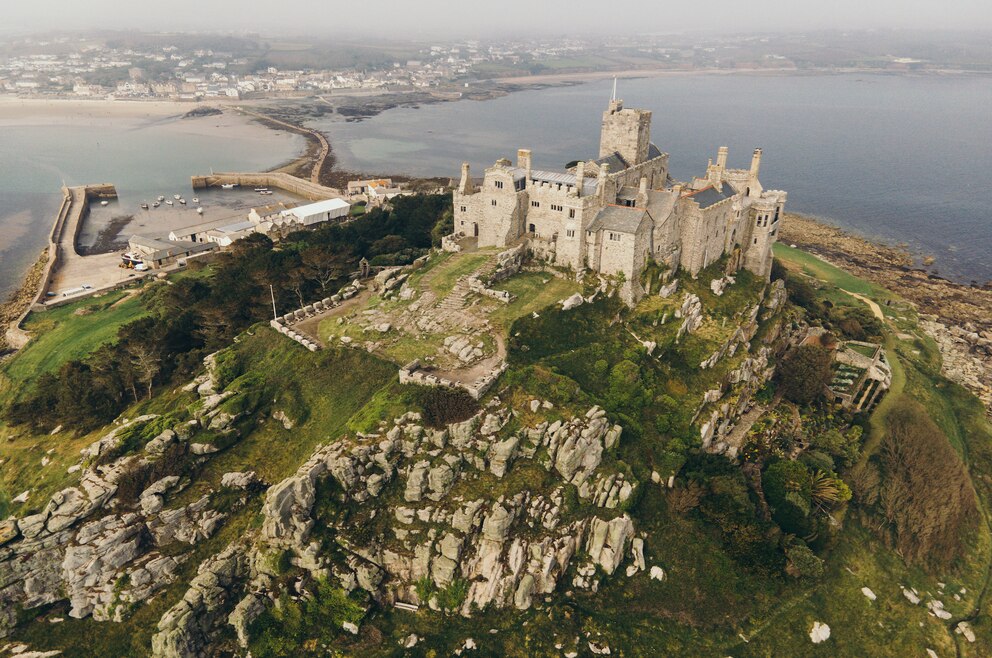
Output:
top-left (0, 97), bottom-right (246, 124)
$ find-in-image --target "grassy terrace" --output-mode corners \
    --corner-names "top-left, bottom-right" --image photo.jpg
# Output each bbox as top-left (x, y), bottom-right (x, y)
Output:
top-left (1, 290), bottom-right (147, 394)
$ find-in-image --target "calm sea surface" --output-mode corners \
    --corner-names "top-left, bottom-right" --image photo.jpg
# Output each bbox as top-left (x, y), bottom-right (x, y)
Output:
top-left (314, 73), bottom-right (992, 284)
top-left (0, 112), bottom-right (303, 298)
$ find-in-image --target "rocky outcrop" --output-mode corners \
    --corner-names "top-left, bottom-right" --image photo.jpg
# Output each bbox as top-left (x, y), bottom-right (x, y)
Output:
top-left (0, 358), bottom-right (236, 639)
top-left (151, 544), bottom-right (248, 658)
top-left (254, 403), bottom-right (638, 621)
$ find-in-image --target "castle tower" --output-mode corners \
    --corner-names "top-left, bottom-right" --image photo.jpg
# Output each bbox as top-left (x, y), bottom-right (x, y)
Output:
top-left (599, 91), bottom-right (653, 167)
top-left (458, 162), bottom-right (474, 195)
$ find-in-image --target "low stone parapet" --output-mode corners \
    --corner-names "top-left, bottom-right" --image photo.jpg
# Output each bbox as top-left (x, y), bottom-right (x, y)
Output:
top-left (398, 360), bottom-right (507, 401)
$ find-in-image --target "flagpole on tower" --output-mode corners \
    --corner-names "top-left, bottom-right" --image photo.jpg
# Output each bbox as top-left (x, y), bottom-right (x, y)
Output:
top-left (611, 76), bottom-right (617, 102)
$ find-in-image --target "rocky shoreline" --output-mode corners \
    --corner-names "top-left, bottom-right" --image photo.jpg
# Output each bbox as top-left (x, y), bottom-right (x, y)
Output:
top-left (0, 250), bottom-right (47, 357)
top-left (781, 214), bottom-right (992, 414)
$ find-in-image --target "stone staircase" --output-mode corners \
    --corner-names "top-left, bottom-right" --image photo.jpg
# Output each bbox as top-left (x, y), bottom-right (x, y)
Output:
top-left (435, 256), bottom-right (499, 313)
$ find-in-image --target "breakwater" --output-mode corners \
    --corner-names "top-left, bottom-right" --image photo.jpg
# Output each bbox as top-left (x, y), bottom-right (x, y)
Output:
top-left (3, 183), bottom-right (117, 350)
top-left (191, 172), bottom-right (341, 201)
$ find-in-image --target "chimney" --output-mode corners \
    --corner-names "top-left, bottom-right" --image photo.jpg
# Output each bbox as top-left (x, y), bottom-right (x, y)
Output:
top-left (717, 146), bottom-right (728, 170)
top-left (750, 148), bottom-right (763, 179)
top-left (575, 161), bottom-right (585, 198)
top-left (597, 162), bottom-right (609, 201)
top-left (458, 162), bottom-right (474, 194)
top-left (637, 176), bottom-right (648, 207)
top-left (517, 148), bottom-right (532, 172)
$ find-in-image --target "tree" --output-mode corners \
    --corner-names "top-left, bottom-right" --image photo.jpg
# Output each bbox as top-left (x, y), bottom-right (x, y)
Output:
top-left (763, 460), bottom-right (814, 536)
top-left (128, 343), bottom-right (162, 400)
top-left (776, 345), bottom-right (834, 405)
top-left (301, 244), bottom-right (352, 292)
top-left (874, 400), bottom-right (978, 568)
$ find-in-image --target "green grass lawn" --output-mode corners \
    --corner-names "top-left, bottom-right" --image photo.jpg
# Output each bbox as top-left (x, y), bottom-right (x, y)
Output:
top-left (773, 243), bottom-right (884, 298)
top-left (487, 272), bottom-right (583, 332)
top-left (423, 251), bottom-right (494, 299)
top-left (1, 290), bottom-right (148, 393)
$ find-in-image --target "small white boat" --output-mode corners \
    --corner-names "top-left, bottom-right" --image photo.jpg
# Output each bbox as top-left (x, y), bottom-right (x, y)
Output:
top-left (173, 194), bottom-right (181, 200)
top-left (100, 200), bottom-right (109, 206)
top-left (157, 195), bottom-right (165, 202)
top-left (179, 198), bottom-right (187, 205)
top-left (165, 200), bottom-right (174, 206)
top-left (140, 203), bottom-right (149, 210)
top-left (253, 187), bottom-right (269, 192)
top-left (221, 183), bottom-right (236, 189)
top-left (192, 197), bottom-right (199, 203)
top-left (259, 190), bottom-right (273, 195)
top-left (196, 207), bottom-right (204, 214)
top-left (152, 202), bottom-right (160, 208)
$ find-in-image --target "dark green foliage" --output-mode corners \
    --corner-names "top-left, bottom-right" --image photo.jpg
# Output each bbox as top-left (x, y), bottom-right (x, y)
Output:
top-left (415, 387), bottom-right (480, 429)
top-left (247, 579), bottom-right (364, 657)
top-left (832, 306), bottom-right (884, 341)
top-left (784, 537), bottom-right (824, 579)
top-left (762, 460), bottom-right (813, 536)
top-left (810, 425), bottom-right (863, 469)
top-left (775, 344), bottom-right (834, 405)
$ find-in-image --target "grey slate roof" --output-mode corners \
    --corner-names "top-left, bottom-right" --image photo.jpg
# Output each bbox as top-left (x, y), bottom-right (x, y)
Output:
top-left (685, 185), bottom-right (736, 209)
top-left (595, 151), bottom-right (629, 172)
top-left (648, 143), bottom-right (663, 160)
top-left (587, 206), bottom-right (648, 234)
top-left (507, 167), bottom-right (598, 196)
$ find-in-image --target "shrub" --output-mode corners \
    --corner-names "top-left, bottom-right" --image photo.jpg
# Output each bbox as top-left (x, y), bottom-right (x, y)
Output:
top-left (416, 387), bottom-right (480, 429)
top-left (784, 538), bottom-right (824, 579)
top-left (776, 345), bottom-right (834, 405)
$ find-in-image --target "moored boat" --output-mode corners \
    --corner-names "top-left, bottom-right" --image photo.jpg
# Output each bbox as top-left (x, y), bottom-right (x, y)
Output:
top-left (140, 203), bottom-right (149, 210)
top-left (165, 200), bottom-right (174, 206)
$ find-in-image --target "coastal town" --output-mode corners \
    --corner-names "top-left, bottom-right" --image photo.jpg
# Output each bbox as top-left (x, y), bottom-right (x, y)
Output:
top-left (0, 30), bottom-right (975, 102)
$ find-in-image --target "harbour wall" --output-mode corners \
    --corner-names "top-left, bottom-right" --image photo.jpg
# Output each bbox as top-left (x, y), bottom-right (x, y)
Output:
top-left (191, 172), bottom-right (341, 201)
top-left (4, 184), bottom-right (117, 349)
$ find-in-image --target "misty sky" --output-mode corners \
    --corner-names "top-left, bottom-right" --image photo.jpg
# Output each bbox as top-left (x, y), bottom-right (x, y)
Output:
top-left (4, 0), bottom-right (992, 37)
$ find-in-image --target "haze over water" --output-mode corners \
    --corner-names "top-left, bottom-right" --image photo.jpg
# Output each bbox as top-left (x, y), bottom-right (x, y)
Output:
top-left (317, 73), bottom-right (992, 284)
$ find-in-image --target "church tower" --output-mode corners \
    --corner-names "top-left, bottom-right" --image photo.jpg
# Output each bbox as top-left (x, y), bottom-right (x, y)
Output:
top-left (599, 81), bottom-right (653, 166)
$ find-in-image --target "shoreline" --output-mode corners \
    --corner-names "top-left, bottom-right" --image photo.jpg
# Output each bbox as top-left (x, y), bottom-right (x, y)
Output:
top-left (781, 213), bottom-right (992, 414)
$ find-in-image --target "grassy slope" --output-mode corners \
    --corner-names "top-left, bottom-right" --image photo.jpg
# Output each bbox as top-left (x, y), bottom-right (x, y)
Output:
top-left (738, 245), bottom-right (992, 657)
top-left (0, 290), bottom-right (147, 394)
top-left (11, 326), bottom-right (397, 656)
top-left (0, 290), bottom-right (149, 515)
top-left (5, 247), bottom-right (992, 657)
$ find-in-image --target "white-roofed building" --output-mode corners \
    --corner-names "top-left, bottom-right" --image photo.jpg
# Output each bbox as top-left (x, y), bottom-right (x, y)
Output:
top-left (280, 198), bottom-right (351, 226)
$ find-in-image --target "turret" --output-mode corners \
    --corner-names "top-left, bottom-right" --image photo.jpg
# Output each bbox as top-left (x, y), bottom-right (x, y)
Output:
top-left (597, 162), bottom-right (610, 201)
top-left (458, 162), bottom-right (474, 195)
top-left (750, 148), bottom-right (762, 179)
top-left (716, 146), bottom-right (728, 170)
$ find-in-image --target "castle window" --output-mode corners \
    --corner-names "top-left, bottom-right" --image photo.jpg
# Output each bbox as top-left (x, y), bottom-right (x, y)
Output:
top-left (569, 209), bottom-right (576, 218)
top-left (566, 229), bottom-right (575, 238)
top-left (531, 201), bottom-right (540, 208)
top-left (754, 238), bottom-right (758, 245)
top-left (494, 180), bottom-right (504, 189)
top-left (551, 204), bottom-right (563, 212)
top-left (491, 199), bottom-right (497, 206)
top-left (460, 206), bottom-right (466, 212)
top-left (609, 232), bottom-right (621, 242)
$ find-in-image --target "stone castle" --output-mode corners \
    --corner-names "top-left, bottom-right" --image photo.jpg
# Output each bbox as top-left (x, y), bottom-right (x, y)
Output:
top-left (453, 92), bottom-right (787, 302)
